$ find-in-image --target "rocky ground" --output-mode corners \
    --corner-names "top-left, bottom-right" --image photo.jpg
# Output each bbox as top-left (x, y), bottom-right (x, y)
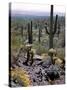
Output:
top-left (11, 52), bottom-right (65, 87)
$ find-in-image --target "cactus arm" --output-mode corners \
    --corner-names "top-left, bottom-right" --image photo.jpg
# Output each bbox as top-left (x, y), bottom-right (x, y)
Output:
top-left (57, 23), bottom-right (60, 33)
top-left (50, 5), bottom-right (53, 34)
top-left (45, 26), bottom-right (50, 34)
top-left (53, 15), bottom-right (58, 34)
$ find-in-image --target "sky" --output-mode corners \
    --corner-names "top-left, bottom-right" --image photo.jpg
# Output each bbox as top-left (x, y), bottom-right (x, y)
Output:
top-left (11, 3), bottom-right (65, 16)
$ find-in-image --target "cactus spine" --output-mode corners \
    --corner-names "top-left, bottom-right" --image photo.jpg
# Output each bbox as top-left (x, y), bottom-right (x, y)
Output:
top-left (45, 5), bottom-right (58, 49)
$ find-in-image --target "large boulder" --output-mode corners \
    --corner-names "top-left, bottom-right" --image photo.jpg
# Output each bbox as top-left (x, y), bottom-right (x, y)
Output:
top-left (45, 65), bottom-right (60, 84)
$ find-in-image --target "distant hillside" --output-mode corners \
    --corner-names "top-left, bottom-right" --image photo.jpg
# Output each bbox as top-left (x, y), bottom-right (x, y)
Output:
top-left (11, 10), bottom-right (65, 17)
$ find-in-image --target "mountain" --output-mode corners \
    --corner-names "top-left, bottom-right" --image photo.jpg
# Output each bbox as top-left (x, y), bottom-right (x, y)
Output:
top-left (11, 10), bottom-right (65, 17)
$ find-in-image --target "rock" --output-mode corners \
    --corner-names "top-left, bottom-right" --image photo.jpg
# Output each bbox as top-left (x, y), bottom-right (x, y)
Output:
top-left (42, 59), bottom-right (52, 68)
top-left (33, 55), bottom-right (43, 60)
top-left (54, 57), bottom-right (63, 64)
top-left (48, 64), bottom-right (61, 71)
top-left (45, 65), bottom-right (60, 83)
top-left (41, 53), bottom-right (50, 61)
top-left (45, 70), bottom-right (59, 81)
top-left (53, 57), bottom-right (65, 69)
top-left (11, 49), bottom-right (65, 86)
top-left (54, 75), bottom-right (65, 84)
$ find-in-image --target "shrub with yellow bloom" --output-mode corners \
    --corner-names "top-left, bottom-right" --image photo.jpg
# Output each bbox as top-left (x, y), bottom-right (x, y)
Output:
top-left (10, 67), bottom-right (32, 86)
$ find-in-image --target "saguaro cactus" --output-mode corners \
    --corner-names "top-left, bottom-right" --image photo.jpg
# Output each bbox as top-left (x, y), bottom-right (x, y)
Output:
top-left (30, 21), bottom-right (33, 44)
top-left (23, 21), bottom-right (33, 66)
top-left (45, 5), bottom-right (58, 49)
top-left (38, 26), bottom-right (42, 43)
top-left (28, 21), bottom-right (33, 44)
top-left (21, 25), bottom-right (23, 37)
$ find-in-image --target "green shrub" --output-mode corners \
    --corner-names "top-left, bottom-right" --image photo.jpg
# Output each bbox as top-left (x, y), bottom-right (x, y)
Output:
top-left (56, 48), bottom-right (65, 60)
top-left (35, 43), bottom-right (48, 55)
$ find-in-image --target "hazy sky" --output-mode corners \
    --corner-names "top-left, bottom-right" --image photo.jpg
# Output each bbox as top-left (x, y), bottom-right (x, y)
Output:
top-left (11, 3), bottom-right (65, 16)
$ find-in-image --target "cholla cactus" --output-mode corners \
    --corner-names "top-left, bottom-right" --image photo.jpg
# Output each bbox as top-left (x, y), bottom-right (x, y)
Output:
top-left (48, 48), bottom-right (57, 64)
top-left (23, 44), bottom-right (34, 66)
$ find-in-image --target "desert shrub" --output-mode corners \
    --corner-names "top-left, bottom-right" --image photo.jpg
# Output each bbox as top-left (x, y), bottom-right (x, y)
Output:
top-left (56, 48), bottom-right (65, 60)
top-left (11, 32), bottom-right (24, 52)
top-left (34, 43), bottom-right (48, 55)
top-left (11, 67), bottom-right (32, 86)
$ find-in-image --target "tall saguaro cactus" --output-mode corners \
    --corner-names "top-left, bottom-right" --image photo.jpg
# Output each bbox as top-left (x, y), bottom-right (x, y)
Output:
top-left (24, 21), bottom-right (33, 66)
top-left (45, 5), bottom-right (58, 49)
top-left (28, 21), bottom-right (33, 44)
